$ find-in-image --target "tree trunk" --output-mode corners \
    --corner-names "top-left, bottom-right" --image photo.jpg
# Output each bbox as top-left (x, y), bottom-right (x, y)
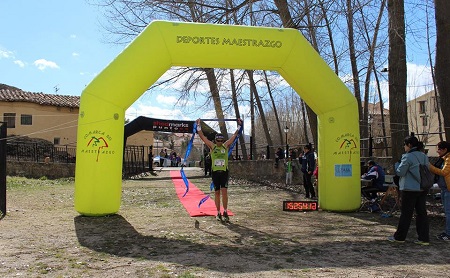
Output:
top-left (359, 0), bottom-right (386, 157)
top-left (263, 71), bottom-right (282, 157)
top-left (204, 68), bottom-right (228, 137)
top-left (229, 69), bottom-right (248, 159)
top-left (434, 0), bottom-right (450, 140)
top-left (301, 99), bottom-right (310, 145)
top-left (387, 0), bottom-right (408, 163)
top-left (274, 0), bottom-right (318, 148)
top-left (318, 0), bottom-right (339, 74)
top-left (346, 0), bottom-right (364, 146)
top-left (247, 70), bottom-right (273, 155)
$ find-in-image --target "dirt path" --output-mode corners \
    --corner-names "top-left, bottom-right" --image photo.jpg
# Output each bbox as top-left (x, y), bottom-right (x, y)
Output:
top-left (1, 169), bottom-right (449, 277)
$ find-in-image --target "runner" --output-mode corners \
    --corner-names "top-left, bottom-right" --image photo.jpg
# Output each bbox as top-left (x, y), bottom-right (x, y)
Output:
top-left (196, 118), bottom-right (242, 222)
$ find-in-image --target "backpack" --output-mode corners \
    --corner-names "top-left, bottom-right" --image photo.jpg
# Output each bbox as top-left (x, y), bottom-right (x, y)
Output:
top-left (412, 153), bottom-right (434, 192)
top-left (418, 164), bottom-right (434, 191)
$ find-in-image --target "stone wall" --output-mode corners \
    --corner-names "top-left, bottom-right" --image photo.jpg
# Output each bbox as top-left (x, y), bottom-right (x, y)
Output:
top-left (7, 161), bottom-right (75, 179)
top-left (6, 156), bottom-right (439, 182)
top-left (228, 159), bottom-right (303, 184)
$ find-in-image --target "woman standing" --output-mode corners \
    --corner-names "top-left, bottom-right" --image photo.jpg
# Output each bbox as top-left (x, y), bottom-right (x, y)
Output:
top-left (429, 141), bottom-right (450, 241)
top-left (388, 135), bottom-right (430, 245)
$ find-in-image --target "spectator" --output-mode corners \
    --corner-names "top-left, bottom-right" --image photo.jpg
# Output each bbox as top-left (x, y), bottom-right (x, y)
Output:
top-left (313, 159), bottom-right (319, 193)
top-left (361, 160), bottom-right (386, 200)
top-left (159, 149), bottom-right (165, 166)
top-left (429, 141), bottom-right (450, 241)
top-left (301, 143), bottom-right (316, 199)
top-left (275, 147), bottom-right (285, 167)
top-left (388, 135), bottom-right (429, 245)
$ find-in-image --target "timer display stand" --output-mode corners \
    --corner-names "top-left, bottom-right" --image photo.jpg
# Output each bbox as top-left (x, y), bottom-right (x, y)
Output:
top-left (283, 200), bottom-right (318, 211)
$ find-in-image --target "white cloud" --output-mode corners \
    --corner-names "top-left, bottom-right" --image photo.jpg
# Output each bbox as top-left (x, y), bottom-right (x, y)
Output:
top-left (13, 60), bottom-right (25, 67)
top-left (0, 48), bottom-right (14, 59)
top-left (406, 62), bottom-right (433, 100)
top-left (157, 68), bottom-right (210, 93)
top-left (33, 59), bottom-right (60, 70)
top-left (154, 94), bottom-right (194, 107)
top-left (369, 62), bottom-right (433, 109)
top-left (156, 95), bottom-right (178, 105)
top-left (125, 102), bottom-right (189, 122)
top-left (70, 34), bottom-right (77, 39)
top-left (72, 52), bottom-right (80, 57)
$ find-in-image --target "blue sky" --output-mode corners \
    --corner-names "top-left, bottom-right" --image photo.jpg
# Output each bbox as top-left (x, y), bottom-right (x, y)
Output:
top-left (0, 0), bottom-right (435, 128)
top-left (0, 0), bottom-right (122, 96)
top-left (0, 0), bottom-right (218, 123)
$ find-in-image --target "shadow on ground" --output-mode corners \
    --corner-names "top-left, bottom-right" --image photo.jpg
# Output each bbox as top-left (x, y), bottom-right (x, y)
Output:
top-left (74, 213), bottom-right (450, 274)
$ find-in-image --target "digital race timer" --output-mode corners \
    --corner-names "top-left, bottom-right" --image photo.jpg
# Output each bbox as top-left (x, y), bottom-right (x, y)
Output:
top-left (283, 200), bottom-right (318, 211)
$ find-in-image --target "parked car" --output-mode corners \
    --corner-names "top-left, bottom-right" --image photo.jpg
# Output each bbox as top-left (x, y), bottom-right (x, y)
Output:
top-left (153, 156), bottom-right (169, 167)
top-left (153, 156), bottom-right (192, 167)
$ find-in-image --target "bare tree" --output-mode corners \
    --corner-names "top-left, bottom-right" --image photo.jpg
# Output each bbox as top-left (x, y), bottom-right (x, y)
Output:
top-left (346, 0), bottom-right (363, 137)
top-left (387, 0), bottom-right (409, 163)
top-left (272, 0), bottom-right (318, 147)
top-left (229, 69), bottom-right (248, 159)
top-left (425, 2), bottom-right (443, 142)
top-left (358, 0), bottom-right (387, 156)
top-left (434, 0), bottom-right (450, 140)
top-left (263, 71), bottom-right (283, 156)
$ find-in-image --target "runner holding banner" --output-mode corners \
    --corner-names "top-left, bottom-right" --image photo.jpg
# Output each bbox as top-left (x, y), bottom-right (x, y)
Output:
top-left (195, 118), bottom-right (243, 222)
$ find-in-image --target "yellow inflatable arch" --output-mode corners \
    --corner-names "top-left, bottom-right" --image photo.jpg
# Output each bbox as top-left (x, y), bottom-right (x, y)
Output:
top-left (75, 21), bottom-right (360, 216)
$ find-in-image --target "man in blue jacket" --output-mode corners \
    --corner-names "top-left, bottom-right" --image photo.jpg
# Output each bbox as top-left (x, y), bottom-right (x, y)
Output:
top-left (361, 160), bottom-right (386, 200)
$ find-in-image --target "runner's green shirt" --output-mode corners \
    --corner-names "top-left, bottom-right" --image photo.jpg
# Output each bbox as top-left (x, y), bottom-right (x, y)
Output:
top-left (211, 144), bottom-right (228, 171)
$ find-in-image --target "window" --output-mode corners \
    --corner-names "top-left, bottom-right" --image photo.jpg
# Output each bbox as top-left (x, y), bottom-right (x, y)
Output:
top-left (21, 114), bottom-right (33, 125)
top-left (3, 113), bottom-right (16, 128)
top-left (54, 137), bottom-right (60, 145)
top-left (418, 101), bottom-right (426, 114)
top-left (421, 115), bottom-right (428, 126)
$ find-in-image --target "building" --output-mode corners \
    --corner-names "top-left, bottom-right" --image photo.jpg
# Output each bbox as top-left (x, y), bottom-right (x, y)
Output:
top-left (0, 84), bottom-right (79, 145)
top-left (0, 84), bottom-right (158, 147)
top-left (365, 90), bottom-right (445, 156)
top-left (407, 90), bottom-right (445, 149)
top-left (363, 101), bottom-right (391, 157)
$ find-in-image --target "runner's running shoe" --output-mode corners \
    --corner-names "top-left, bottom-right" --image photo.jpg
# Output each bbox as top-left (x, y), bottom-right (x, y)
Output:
top-left (387, 236), bottom-right (405, 243)
top-left (216, 213), bottom-right (222, 221)
top-left (223, 211), bottom-right (229, 222)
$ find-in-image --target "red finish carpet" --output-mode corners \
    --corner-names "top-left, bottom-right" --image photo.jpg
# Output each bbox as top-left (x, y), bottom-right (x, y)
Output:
top-left (171, 170), bottom-right (233, 217)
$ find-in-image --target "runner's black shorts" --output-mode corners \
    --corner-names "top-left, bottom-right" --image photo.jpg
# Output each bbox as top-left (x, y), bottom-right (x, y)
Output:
top-left (212, 170), bottom-right (229, 191)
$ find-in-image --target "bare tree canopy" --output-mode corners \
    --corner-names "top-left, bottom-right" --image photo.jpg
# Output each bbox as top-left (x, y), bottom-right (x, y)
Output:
top-left (89, 0), bottom-right (440, 160)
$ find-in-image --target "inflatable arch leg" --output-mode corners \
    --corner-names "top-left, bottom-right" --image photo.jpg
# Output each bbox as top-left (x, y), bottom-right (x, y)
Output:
top-left (75, 21), bottom-right (360, 216)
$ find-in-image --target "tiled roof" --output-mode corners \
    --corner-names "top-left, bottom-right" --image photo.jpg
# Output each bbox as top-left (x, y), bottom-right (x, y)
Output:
top-left (0, 84), bottom-right (80, 108)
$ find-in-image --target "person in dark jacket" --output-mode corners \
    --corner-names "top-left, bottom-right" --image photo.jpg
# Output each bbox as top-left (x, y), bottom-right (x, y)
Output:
top-left (361, 160), bottom-right (386, 200)
top-left (275, 147), bottom-right (285, 167)
top-left (301, 143), bottom-right (316, 199)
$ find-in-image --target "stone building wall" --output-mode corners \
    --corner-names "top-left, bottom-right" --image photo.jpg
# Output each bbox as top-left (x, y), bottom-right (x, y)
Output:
top-left (7, 161), bottom-right (75, 179)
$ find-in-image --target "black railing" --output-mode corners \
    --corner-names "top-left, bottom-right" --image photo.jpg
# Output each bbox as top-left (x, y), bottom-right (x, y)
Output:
top-left (122, 145), bottom-right (153, 179)
top-left (6, 142), bottom-right (76, 163)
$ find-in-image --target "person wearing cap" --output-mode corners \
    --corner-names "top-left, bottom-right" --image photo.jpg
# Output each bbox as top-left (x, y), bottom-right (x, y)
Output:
top-left (196, 118), bottom-right (243, 222)
top-left (361, 160), bottom-right (386, 200)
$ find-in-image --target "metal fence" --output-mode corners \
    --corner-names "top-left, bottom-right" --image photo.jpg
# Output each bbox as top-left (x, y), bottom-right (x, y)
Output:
top-left (6, 142), bottom-right (76, 164)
